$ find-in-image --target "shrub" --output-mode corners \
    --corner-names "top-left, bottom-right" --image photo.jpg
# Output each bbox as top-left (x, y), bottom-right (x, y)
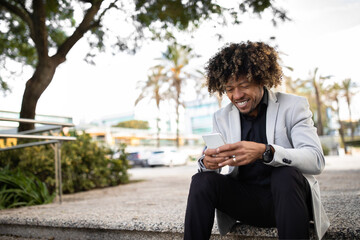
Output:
top-left (321, 144), bottom-right (330, 156)
top-left (0, 166), bottom-right (55, 209)
top-left (0, 131), bottom-right (130, 196)
top-left (60, 132), bottom-right (129, 193)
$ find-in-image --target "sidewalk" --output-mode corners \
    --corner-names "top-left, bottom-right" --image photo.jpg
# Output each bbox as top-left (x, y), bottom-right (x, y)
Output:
top-left (0, 155), bottom-right (359, 239)
top-left (315, 155), bottom-right (360, 239)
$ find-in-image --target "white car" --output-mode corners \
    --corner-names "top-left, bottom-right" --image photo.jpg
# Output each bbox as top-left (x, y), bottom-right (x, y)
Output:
top-left (147, 149), bottom-right (188, 167)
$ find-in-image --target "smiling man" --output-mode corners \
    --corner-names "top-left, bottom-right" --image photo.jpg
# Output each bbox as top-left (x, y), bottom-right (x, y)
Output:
top-left (225, 77), bottom-right (264, 117)
top-left (183, 41), bottom-right (330, 240)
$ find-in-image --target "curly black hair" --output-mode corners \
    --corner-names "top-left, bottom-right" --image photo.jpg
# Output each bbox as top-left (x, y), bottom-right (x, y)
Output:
top-left (205, 41), bottom-right (282, 96)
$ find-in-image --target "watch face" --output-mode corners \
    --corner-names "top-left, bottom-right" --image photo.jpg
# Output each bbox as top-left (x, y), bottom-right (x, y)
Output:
top-left (263, 151), bottom-right (269, 159)
top-left (263, 145), bottom-right (272, 163)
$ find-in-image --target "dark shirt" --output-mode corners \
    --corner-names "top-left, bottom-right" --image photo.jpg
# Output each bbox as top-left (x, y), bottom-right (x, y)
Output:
top-left (237, 88), bottom-right (272, 186)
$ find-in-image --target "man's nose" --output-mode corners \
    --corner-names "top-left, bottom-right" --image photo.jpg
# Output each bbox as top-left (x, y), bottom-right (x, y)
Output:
top-left (233, 87), bottom-right (244, 99)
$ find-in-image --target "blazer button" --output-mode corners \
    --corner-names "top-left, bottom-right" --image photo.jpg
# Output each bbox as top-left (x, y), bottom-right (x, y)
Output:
top-left (282, 158), bottom-right (292, 164)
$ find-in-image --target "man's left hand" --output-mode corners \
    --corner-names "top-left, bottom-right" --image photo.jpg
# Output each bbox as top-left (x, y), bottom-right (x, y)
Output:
top-left (212, 141), bottom-right (266, 167)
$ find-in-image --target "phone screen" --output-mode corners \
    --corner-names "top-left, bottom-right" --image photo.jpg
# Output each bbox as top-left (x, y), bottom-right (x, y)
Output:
top-left (202, 133), bottom-right (230, 175)
top-left (202, 133), bottom-right (226, 149)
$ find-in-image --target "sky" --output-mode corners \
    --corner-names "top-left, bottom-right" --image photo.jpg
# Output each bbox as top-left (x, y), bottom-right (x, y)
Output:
top-left (1, 0), bottom-right (360, 126)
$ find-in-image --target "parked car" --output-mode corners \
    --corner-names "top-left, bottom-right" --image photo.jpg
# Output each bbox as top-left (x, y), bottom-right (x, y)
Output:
top-left (112, 150), bottom-right (150, 167)
top-left (147, 149), bottom-right (188, 167)
top-left (127, 151), bottom-right (151, 167)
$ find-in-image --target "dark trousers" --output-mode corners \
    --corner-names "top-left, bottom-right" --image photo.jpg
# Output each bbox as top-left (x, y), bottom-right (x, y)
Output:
top-left (184, 167), bottom-right (312, 240)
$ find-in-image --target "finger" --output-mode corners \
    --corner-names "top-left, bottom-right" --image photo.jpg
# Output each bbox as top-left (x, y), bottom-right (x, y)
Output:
top-left (205, 156), bottom-right (228, 165)
top-left (204, 156), bottom-right (229, 169)
top-left (213, 151), bottom-right (238, 159)
top-left (204, 160), bottom-right (221, 169)
top-left (203, 155), bottom-right (217, 166)
top-left (204, 148), bottom-right (218, 156)
top-left (218, 154), bottom-right (243, 167)
top-left (218, 157), bottom-right (235, 167)
top-left (217, 143), bottom-right (238, 154)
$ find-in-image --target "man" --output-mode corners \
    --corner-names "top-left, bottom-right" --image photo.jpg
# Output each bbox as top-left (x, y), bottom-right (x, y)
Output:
top-left (184, 41), bottom-right (330, 240)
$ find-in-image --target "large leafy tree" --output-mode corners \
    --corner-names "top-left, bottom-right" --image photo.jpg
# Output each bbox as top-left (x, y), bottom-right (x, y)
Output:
top-left (113, 119), bottom-right (149, 129)
top-left (0, 0), bottom-right (289, 131)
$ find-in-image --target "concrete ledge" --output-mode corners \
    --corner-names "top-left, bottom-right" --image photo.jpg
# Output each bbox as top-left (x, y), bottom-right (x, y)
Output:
top-left (2, 223), bottom-right (358, 240)
top-left (0, 157), bottom-right (359, 240)
top-left (0, 224), bottom-right (185, 240)
top-left (0, 224), bottom-right (277, 240)
top-left (229, 223), bottom-right (360, 240)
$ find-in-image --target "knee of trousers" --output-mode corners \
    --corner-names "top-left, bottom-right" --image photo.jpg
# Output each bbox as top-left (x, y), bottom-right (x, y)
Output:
top-left (270, 167), bottom-right (307, 195)
top-left (189, 172), bottom-right (222, 196)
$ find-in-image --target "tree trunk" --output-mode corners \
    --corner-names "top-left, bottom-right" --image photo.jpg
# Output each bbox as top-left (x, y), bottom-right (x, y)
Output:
top-left (156, 117), bottom-right (160, 148)
top-left (155, 95), bottom-right (161, 148)
top-left (314, 82), bottom-right (324, 135)
top-left (216, 93), bottom-right (222, 108)
top-left (335, 98), bottom-right (348, 154)
top-left (175, 100), bottom-right (180, 148)
top-left (347, 99), bottom-right (354, 139)
top-left (17, 0), bottom-right (102, 132)
top-left (18, 58), bottom-right (60, 132)
top-left (338, 122), bottom-right (348, 154)
top-left (175, 78), bottom-right (181, 148)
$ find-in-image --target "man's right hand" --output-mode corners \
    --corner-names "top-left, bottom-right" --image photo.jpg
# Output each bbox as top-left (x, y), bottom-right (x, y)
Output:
top-left (203, 141), bottom-right (265, 169)
top-left (203, 147), bottom-right (229, 170)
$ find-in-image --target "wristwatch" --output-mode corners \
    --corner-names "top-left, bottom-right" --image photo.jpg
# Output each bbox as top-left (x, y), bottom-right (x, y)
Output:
top-left (262, 144), bottom-right (274, 163)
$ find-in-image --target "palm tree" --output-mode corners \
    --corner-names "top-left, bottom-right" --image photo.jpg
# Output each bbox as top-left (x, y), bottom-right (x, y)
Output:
top-left (326, 83), bottom-right (348, 154)
top-left (298, 68), bottom-right (332, 136)
top-left (194, 70), bottom-right (223, 108)
top-left (135, 65), bottom-right (166, 148)
top-left (283, 75), bottom-right (310, 96)
top-left (276, 49), bottom-right (294, 93)
top-left (342, 78), bottom-right (356, 139)
top-left (161, 43), bottom-right (197, 148)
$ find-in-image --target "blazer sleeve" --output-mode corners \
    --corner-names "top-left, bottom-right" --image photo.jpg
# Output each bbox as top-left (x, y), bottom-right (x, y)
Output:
top-left (266, 97), bottom-right (325, 175)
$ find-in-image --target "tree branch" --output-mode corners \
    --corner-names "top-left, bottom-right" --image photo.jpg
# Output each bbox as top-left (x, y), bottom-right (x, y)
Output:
top-left (31, 0), bottom-right (48, 59)
top-left (0, 0), bottom-right (35, 40)
top-left (53, 1), bottom-right (104, 64)
top-left (96, 0), bottom-right (119, 22)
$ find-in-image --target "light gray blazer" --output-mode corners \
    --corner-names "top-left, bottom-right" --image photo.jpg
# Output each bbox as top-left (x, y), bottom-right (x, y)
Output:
top-left (199, 89), bottom-right (330, 239)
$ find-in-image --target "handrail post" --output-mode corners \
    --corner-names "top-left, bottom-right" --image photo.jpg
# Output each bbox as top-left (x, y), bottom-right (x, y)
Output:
top-left (58, 141), bottom-right (62, 203)
top-left (53, 141), bottom-right (62, 203)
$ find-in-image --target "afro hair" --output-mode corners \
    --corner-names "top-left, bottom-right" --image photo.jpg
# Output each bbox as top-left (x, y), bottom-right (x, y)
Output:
top-left (205, 41), bottom-right (283, 96)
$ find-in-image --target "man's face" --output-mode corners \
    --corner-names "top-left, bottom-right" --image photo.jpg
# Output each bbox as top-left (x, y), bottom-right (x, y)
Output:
top-left (225, 76), bottom-right (264, 117)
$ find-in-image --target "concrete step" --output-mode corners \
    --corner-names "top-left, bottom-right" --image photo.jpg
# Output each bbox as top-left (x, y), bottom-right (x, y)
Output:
top-left (0, 224), bottom-right (277, 240)
top-left (1, 157), bottom-right (360, 240)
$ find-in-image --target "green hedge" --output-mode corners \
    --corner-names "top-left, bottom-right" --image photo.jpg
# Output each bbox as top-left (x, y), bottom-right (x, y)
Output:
top-left (0, 131), bottom-right (129, 196)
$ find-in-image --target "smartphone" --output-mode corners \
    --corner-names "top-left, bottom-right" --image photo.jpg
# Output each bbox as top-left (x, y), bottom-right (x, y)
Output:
top-left (202, 133), bottom-right (226, 149)
top-left (202, 133), bottom-right (230, 175)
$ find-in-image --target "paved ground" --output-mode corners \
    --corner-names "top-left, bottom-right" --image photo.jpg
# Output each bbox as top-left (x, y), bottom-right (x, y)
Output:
top-left (0, 154), bottom-right (359, 239)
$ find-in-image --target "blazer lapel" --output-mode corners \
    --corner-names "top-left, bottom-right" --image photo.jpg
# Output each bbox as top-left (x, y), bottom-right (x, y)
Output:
top-left (228, 104), bottom-right (241, 177)
top-left (229, 104), bottom-right (241, 144)
top-left (266, 90), bottom-right (279, 144)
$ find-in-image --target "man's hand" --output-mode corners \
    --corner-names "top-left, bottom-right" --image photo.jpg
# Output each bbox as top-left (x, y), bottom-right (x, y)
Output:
top-left (203, 141), bottom-right (266, 169)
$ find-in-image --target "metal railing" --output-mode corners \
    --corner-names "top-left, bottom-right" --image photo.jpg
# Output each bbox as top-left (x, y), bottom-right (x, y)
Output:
top-left (0, 117), bottom-right (76, 203)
